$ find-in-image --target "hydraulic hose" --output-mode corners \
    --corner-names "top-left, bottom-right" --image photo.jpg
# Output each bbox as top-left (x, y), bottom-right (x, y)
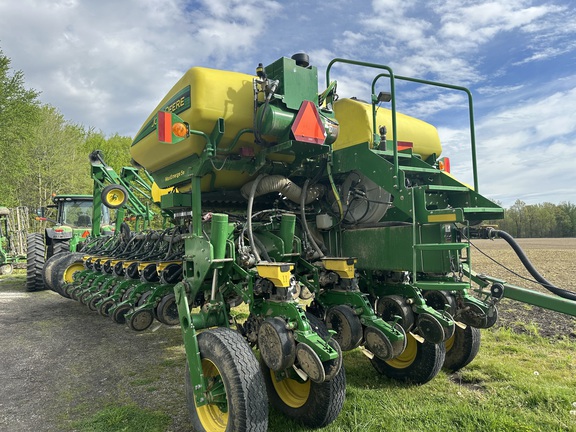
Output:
top-left (489, 229), bottom-right (576, 301)
top-left (301, 179), bottom-right (324, 259)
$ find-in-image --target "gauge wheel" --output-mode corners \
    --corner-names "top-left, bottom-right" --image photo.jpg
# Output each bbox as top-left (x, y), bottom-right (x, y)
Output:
top-left (101, 184), bottom-right (129, 209)
top-left (156, 293), bottom-right (180, 326)
top-left (443, 325), bottom-right (481, 372)
top-left (186, 328), bottom-right (268, 432)
top-left (370, 333), bottom-right (446, 384)
top-left (325, 304), bottom-right (363, 351)
top-left (260, 312), bottom-right (345, 428)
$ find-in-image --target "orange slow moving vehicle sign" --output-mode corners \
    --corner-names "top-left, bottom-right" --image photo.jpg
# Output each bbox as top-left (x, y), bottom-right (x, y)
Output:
top-left (291, 100), bottom-right (326, 145)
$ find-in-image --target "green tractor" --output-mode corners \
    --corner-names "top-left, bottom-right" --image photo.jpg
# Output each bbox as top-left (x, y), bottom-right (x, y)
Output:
top-left (26, 194), bottom-right (114, 291)
top-left (0, 206), bottom-right (27, 275)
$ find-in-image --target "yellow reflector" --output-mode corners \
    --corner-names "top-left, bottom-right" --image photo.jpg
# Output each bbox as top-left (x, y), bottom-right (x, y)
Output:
top-left (428, 214), bottom-right (458, 223)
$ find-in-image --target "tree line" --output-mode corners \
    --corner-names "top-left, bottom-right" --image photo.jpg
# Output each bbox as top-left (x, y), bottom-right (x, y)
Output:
top-left (1, 49), bottom-right (574, 239)
top-left (488, 200), bottom-right (576, 238)
top-left (0, 49), bottom-right (132, 210)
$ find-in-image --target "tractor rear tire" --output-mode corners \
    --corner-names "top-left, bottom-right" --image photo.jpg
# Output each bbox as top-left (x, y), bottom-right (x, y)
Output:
top-left (26, 233), bottom-right (45, 291)
top-left (186, 328), bottom-right (268, 432)
top-left (443, 325), bottom-right (481, 372)
top-left (260, 312), bottom-right (346, 429)
top-left (52, 240), bottom-right (70, 256)
top-left (370, 333), bottom-right (445, 384)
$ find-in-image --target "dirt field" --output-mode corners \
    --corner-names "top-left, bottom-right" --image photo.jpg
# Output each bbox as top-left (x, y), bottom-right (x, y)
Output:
top-left (0, 237), bottom-right (574, 431)
top-left (470, 238), bottom-right (576, 339)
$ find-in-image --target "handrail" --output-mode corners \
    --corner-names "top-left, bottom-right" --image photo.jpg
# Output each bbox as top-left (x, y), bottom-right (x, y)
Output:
top-left (326, 58), bottom-right (479, 193)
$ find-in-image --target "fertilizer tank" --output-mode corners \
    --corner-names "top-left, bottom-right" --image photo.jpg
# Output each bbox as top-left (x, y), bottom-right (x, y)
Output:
top-left (131, 55), bottom-right (442, 192)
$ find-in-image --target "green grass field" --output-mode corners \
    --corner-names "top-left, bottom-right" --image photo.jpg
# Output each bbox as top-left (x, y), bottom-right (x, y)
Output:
top-left (72, 326), bottom-right (575, 432)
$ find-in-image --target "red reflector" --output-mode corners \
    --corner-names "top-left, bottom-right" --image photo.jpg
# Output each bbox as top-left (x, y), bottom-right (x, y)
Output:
top-left (291, 100), bottom-right (326, 145)
top-left (397, 141), bottom-right (413, 151)
top-left (82, 230), bottom-right (90, 238)
top-left (438, 157), bottom-right (451, 173)
top-left (55, 228), bottom-right (64, 232)
top-left (157, 111), bottom-right (173, 143)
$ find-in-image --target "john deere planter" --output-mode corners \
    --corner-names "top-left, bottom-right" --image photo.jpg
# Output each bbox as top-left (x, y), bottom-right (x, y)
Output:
top-left (49, 53), bottom-right (576, 431)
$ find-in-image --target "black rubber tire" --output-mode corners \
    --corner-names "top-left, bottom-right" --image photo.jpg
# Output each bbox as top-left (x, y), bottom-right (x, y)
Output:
top-left (260, 353), bottom-right (346, 428)
top-left (101, 184), bottom-right (129, 209)
top-left (88, 295), bottom-right (102, 311)
top-left (370, 333), bottom-right (446, 384)
top-left (50, 253), bottom-right (85, 294)
top-left (443, 325), bottom-right (481, 372)
top-left (325, 304), bottom-right (363, 351)
top-left (112, 304), bottom-right (131, 324)
top-left (260, 312), bottom-right (345, 429)
top-left (26, 233), bottom-right (45, 291)
top-left (42, 252), bottom-right (69, 292)
top-left (127, 309), bottom-right (154, 332)
top-left (99, 299), bottom-right (115, 317)
top-left (52, 240), bottom-right (70, 256)
top-left (156, 293), bottom-right (179, 326)
top-left (186, 328), bottom-right (268, 432)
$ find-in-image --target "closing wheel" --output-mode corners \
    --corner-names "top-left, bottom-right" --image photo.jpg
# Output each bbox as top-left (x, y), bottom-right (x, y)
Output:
top-left (258, 317), bottom-right (296, 372)
top-left (364, 325), bottom-right (395, 361)
top-left (127, 309), bottom-right (154, 332)
top-left (325, 305), bottom-right (363, 351)
top-left (98, 299), bottom-right (115, 317)
top-left (376, 295), bottom-right (415, 331)
top-left (186, 328), bottom-right (268, 432)
top-left (370, 333), bottom-right (446, 384)
top-left (444, 325), bottom-right (481, 372)
top-left (261, 355), bottom-right (346, 429)
top-left (101, 184), bottom-right (129, 209)
top-left (417, 313), bottom-right (446, 344)
top-left (423, 290), bottom-right (457, 316)
top-left (112, 304), bottom-right (131, 324)
top-left (156, 293), bottom-right (179, 326)
top-left (88, 295), bottom-right (102, 311)
top-left (458, 302), bottom-right (491, 328)
top-left (26, 233), bottom-right (45, 292)
top-left (305, 312), bottom-right (343, 382)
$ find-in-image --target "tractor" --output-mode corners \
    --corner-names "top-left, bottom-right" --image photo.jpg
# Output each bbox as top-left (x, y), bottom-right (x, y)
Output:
top-left (0, 206), bottom-right (27, 275)
top-left (51, 53), bottom-right (576, 431)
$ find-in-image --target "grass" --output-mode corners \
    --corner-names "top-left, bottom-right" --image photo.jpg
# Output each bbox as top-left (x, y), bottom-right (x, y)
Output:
top-left (267, 327), bottom-right (576, 432)
top-left (71, 405), bottom-right (171, 432)
top-left (71, 327), bottom-right (575, 432)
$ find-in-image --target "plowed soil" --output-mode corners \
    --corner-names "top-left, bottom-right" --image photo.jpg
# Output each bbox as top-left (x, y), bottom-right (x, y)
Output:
top-left (470, 238), bottom-right (576, 339)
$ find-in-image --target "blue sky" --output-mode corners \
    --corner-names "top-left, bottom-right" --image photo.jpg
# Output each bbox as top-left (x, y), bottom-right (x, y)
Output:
top-left (1, 0), bottom-right (575, 207)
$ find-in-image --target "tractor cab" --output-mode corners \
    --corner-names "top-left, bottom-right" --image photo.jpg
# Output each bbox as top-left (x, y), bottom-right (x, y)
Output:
top-left (41, 194), bottom-right (113, 257)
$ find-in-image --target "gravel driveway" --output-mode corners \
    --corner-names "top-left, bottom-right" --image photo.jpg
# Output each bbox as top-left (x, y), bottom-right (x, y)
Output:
top-left (0, 274), bottom-right (192, 432)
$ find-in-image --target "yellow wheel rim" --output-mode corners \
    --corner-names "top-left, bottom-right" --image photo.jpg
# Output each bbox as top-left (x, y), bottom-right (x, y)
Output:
top-left (63, 262), bottom-right (84, 283)
top-left (195, 359), bottom-right (228, 431)
top-left (105, 188), bottom-right (126, 207)
top-left (445, 331), bottom-right (456, 352)
top-left (385, 333), bottom-right (418, 369)
top-left (270, 370), bottom-right (311, 408)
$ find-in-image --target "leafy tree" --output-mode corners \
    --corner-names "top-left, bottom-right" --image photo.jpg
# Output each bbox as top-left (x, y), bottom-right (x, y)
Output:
top-left (0, 49), bottom-right (41, 206)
